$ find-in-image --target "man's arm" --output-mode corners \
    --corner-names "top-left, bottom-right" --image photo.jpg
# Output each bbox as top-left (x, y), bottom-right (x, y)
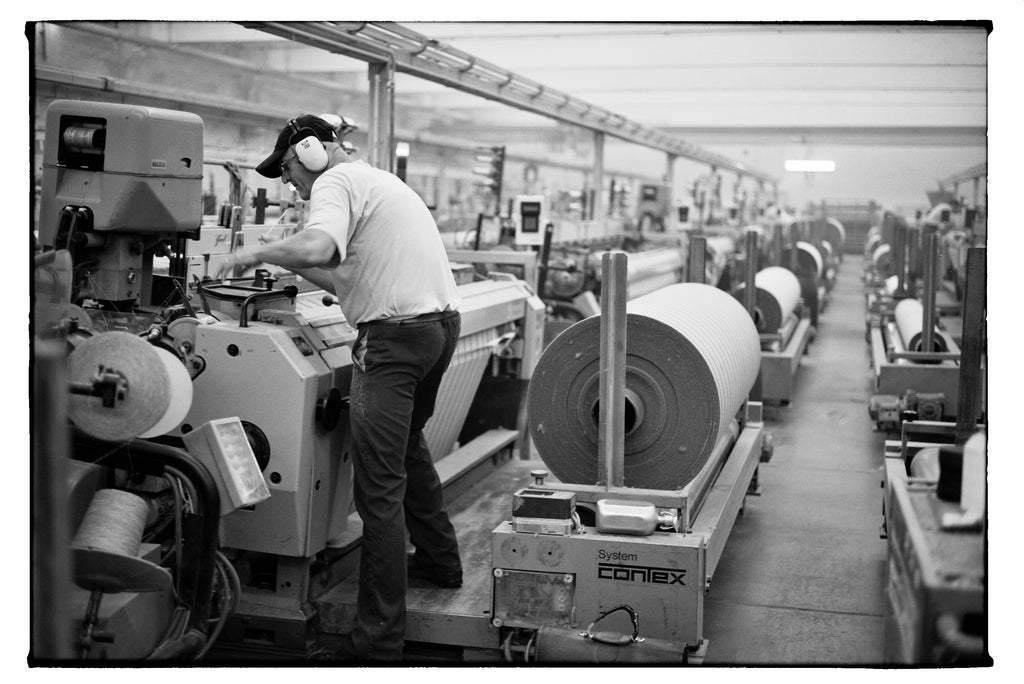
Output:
top-left (212, 229), bottom-right (339, 280)
top-left (290, 267), bottom-right (337, 294)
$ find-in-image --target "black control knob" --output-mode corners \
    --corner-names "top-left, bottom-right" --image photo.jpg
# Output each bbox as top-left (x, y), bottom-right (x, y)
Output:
top-left (316, 387), bottom-right (348, 431)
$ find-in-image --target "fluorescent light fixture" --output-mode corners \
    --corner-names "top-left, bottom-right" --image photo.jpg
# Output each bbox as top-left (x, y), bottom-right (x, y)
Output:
top-left (785, 159), bottom-right (836, 173)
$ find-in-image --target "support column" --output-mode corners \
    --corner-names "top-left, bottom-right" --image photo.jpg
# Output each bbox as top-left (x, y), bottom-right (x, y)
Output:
top-left (367, 60), bottom-right (395, 172)
top-left (665, 153), bottom-right (677, 228)
top-left (593, 131), bottom-right (606, 224)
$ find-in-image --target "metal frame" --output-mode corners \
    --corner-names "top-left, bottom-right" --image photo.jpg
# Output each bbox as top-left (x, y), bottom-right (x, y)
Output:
top-left (240, 21), bottom-right (776, 184)
top-left (758, 317), bottom-right (814, 403)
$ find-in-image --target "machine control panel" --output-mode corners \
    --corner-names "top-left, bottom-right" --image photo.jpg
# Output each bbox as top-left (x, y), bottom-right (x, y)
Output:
top-left (513, 195), bottom-right (546, 246)
top-left (183, 417), bottom-right (272, 516)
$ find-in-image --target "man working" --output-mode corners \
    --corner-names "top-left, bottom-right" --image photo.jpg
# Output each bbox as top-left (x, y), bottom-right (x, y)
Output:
top-left (214, 115), bottom-right (463, 660)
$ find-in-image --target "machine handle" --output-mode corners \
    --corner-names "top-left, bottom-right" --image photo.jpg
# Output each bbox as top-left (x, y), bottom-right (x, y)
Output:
top-left (238, 284), bottom-right (299, 328)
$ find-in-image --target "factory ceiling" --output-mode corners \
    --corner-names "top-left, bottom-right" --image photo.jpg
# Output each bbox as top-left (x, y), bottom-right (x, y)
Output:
top-left (120, 20), bottom-right (988, 148)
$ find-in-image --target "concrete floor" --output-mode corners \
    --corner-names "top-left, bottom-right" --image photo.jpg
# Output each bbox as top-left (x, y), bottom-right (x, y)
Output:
top-left (702, 254), bottom-right (889, 665)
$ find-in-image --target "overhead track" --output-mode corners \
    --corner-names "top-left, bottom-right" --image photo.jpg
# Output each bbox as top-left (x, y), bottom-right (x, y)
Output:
top-left (939, 162), bottom-right (986, 188)
top-left (239, 21), bottom-right (776, 185)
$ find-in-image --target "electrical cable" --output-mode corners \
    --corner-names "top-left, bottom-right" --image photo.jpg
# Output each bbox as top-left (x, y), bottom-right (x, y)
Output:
top-left (524, 630), bottom-right (536, 663)
top-left (158, 470), bottom-right (185, 598)
top-left (501, 631), bottom-right (513, 663)
top-left (165, 465), bottom-right (197, 514)
top-left (196, 552), bottom-right (241, 659)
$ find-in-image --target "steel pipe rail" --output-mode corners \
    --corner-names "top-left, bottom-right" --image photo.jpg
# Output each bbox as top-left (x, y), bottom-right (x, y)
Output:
top-left (240, 21), bottom-right (776, 183)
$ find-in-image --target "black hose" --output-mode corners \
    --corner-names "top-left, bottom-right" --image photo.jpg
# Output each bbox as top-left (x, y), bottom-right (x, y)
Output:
top-left (936, 613), bottom-right (986, 661)
top-left (69, 429), bottom-right (221, 632)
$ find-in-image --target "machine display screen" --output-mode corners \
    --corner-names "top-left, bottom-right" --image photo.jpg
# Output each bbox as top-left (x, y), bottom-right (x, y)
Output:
top-left (520, 201), bottom-right (541, 234)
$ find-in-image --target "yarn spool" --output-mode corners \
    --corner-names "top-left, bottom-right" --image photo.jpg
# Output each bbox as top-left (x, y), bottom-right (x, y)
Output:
top-left (71, 489), bottom-right (172, 593)
top-left (67, 331), bottom-right (193, 441)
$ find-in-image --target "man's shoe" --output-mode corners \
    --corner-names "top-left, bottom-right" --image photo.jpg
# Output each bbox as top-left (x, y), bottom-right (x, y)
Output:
top-left (407, 554), bottom-right (462, 589)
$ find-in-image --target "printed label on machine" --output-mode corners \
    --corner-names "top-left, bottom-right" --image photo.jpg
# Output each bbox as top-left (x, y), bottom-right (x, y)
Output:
top-left (597, 562), bottom-right (687, 586)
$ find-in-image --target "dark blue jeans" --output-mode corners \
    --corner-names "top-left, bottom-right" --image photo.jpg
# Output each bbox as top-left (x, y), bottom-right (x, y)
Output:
top-left (346, 311), bottom-right (462, 659)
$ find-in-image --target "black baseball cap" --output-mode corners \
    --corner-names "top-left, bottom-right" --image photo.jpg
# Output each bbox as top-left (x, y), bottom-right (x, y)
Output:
top-left (255, 115), bottom-right (337, 178)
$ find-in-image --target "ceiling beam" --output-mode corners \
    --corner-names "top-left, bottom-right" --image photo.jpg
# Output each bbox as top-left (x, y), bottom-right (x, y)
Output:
top-left (239, 21), bottom-right (777, 184)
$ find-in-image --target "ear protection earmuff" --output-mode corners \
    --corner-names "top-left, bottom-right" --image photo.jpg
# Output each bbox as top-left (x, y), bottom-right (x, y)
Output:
top-left (287, 119), bottom-right (329, 173)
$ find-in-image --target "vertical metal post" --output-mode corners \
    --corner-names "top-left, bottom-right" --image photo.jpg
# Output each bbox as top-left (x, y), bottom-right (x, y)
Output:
top-left (956, 247), bottom-right (986, 441)
top-left (664, 153), bottom-right (676, 227)
top-left (789, 223), bottom-right (799, 273)
top-left (598, 250), bottom-right (628, 489)
top-left (593, 131), bottom-right (606, 226)
top-left (536, 222), bottom-right (555, 300)
top-left (744, 229), bottom-right (759, 321)
top-left (772, 223), bottom-right (784, 267)
top-left (472, 212), bottom-right (485, 252)
top-left (687, 235), bottom-right (707, 284)
top-left (367, 60), bottom-right (395, 172)
top-left (906, 226), bottom-right (920, 299)
top-left (893, 218), bottom-right (907, 296)
top-left (920, 226), bottom-right (938, 352)
top-left (254, 187), bottom-right (267, 225)
top-left (32, 340), bottom-right (73, 660)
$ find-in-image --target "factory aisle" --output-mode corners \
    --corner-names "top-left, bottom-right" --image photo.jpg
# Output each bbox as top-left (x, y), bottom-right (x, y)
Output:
top-left (702, 255), bottom-right (889, 665)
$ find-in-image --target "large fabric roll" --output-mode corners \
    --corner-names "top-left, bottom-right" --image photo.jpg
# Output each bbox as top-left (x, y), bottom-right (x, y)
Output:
top-left (894, 298), bottom-right (949, 352)
top-left (527, 283), bottom-right (761, 490)
top-left (825, 218), bottom-right (846, 253)
top-left (872, 243), bottom-right (894, 278)
top-left (865, 227), bottom-right (882, 257)
top-left (588, 247), bottom-right (685, 299)
top-left (731, 266), bottom-right (801, 333)
top-left (795, 241), bottom-right (825, 280)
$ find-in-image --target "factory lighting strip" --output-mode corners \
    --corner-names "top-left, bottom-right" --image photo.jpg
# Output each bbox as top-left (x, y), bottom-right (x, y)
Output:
top-left (240, 21), bottom-right (776, 185)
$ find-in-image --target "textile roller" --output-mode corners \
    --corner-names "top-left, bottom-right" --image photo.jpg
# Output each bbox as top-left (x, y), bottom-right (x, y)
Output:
top-left (868, 249), bottom-right (981, 430)
top-left (587, 246), bottom-right (686, 301)
top-left (791, 240), bottom-right (829, 323)
top-left (794, 241), bottom-right (824, 282)
top-left (872, 243), bottom-right (895, 279)
top-left (824, 218), bottom-right (846, 257)
top-left (731, 261), bottom-right (813, 405)
top-left (492, 254), bottom-right (770, 661)
top-left (865, 226), bottom-right (882, 257)
top-left (894, 298), bottom-right (949, 353)
top-left (729, 266), bottom-right (801, 335)
top-left (526, 282), bottom-right (761, 490)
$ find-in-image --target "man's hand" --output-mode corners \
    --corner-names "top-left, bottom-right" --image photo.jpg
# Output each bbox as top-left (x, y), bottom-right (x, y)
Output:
top-left (212, 249), bottom-right (259, 281)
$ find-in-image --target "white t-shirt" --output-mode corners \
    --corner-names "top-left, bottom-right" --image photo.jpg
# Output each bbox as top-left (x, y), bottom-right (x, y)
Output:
top-left (304, 161), bottom-right (461, 325)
